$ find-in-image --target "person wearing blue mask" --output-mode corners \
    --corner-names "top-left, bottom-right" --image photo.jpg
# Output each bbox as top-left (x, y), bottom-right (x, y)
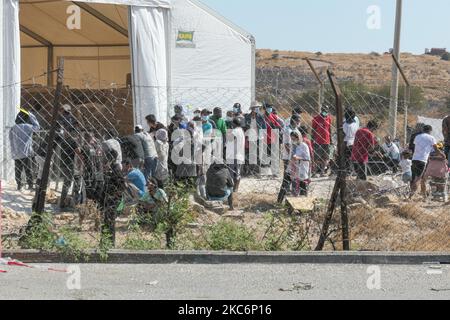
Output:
top-left (233, 103), bottom-right (246, 128)
top-left (201, 109), bottom-right (216, 135)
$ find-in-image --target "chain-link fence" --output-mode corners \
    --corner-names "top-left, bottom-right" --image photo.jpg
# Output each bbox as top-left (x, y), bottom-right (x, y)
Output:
top-left (1, 59), bottom-right (449, 253)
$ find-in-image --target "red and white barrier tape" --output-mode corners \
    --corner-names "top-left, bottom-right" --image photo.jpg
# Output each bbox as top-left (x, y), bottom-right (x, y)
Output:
top-left (0, 182), bottom-right (66, 275)
top-left (0, 258), bottom-right (67, 273)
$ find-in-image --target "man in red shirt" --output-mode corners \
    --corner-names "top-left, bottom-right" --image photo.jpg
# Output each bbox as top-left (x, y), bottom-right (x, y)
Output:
top-left (312, 106), bottom-right (332, 177)
top-left (351, 120), bottom-right (379, 180)
top-left (261, 104), bottom-right (283, 170)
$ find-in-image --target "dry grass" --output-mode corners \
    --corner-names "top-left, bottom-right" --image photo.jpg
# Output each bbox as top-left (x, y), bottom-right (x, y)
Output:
top-left (257, 49), bottom-right (450, 114)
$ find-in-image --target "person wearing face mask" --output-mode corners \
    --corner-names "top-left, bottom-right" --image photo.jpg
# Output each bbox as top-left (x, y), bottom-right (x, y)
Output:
top-left (201, 109), bottom-right (216, 136)
top-left (168, 115), bottom-right (183, 176)
top-left (174, 104), bottom-right (188, 129)
top-left (282, 115), bottom-right (301, 176)
top-left (225, 111), bottom-right (235, 129)
top-left (192, 109), bottom-right (202, 120)
top-left (312, 106), bottom-right (333, 177)
top-left (277, 131), bottom-right (311, 203)
top-left (210, 107), bottom-right (227, 138)
top-left (285, 106), bottom-right (303, 129)
top-left (243, 104), bottom-right (267, 176)
top-left (262, 103), bottom-right (283, 172)
top-left (233, 103), bottom-right (246, 128)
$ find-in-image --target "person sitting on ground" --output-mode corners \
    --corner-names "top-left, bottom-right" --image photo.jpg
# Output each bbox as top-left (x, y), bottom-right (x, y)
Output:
top-left (410, 125), bottom-right (445, 198)
top-left (9, 109), bottom-right (40, 191)
top-left (122, 159), bottom-right (146, 198)
top-left (382, 135), bottom-right (401, 174)
top-left (399, 151), bottom-right (413, 184)
top-left (206, 162), bottom-right (235, 209)
top-left (139, 177), bottom-right (169, 214)
top-left (351, 120), bottom-right (379, 181)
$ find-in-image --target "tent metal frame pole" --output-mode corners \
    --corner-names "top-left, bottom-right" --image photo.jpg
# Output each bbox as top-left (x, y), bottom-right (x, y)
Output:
top-left (20, 25), bottom-right (54, 86)
top-left (22, 44), bottom-right (129, 48)
top-left (47, 45), bottom-right (54, 86)
top-left (72, 1), bottom-right (128, 38)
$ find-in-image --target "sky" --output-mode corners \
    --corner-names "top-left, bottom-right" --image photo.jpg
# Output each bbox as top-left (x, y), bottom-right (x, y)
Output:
top-left (201, 0), bottom-right (450, 54)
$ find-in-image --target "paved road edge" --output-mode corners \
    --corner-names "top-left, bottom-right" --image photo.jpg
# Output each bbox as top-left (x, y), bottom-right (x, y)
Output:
top-left (3, 250), bottom-right (450, 265)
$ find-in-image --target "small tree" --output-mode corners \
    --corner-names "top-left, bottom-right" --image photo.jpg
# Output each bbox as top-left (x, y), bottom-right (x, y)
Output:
top-left (441, 52), bottom-right (450, 61)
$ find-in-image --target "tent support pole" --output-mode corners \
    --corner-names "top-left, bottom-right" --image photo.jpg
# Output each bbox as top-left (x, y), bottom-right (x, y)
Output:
top-left (47, 45), bottom-right (54, 87)
top-left (72, 2), bottom-right (128, 38)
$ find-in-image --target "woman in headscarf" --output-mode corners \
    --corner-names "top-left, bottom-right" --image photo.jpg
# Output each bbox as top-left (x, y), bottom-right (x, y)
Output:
top-left (154, 128), bottom-right (170, 187)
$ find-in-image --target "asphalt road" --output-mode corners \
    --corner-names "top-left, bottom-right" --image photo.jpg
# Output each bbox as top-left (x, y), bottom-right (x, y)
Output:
top-left (0, 264), bottom-right (449, 300)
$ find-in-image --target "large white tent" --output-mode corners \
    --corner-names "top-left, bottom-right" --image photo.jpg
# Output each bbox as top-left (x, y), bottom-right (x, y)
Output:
top-left (0, 0), bottom-right (255, 179)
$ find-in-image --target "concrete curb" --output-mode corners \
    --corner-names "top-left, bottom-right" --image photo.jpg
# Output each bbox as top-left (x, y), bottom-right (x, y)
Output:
top-left (3, 250), bottom-right (450, 265)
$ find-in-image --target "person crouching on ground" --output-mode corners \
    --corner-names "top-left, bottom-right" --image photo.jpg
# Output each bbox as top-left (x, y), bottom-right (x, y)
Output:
top-left (139, 177), bottom-right (169, 217)
top-left (122, 159), bottom-right (146, 198)
top-left (206, 162), bottom-right (235, 210)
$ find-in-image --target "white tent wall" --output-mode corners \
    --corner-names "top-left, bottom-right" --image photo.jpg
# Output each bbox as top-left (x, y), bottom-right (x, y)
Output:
top-left (169, 0), bottom-right (254, 114)
top-left (1, 0), bottom-right (254, 180)
top-left (1, 0), bottom-right (21, 181)
top-left (0, 0), bottom-right (3, 180)
top-left (129, 5), bottom-right (170, 126)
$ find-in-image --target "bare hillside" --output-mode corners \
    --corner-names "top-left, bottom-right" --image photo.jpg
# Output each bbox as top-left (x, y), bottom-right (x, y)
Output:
top-left (256, 49), bottom-right (450, 115)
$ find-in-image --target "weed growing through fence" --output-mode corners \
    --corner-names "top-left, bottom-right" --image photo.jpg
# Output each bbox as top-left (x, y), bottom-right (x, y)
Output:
top-left (123, 224), bottom-right (162, 251)
top-left (204, 220), bottom-right (258, 252)
top-left (19, 212), bottom-right (90, 262)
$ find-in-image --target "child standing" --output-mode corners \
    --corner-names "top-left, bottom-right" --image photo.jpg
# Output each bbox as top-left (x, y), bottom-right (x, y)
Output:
top-left (290, 132), bottom-right (312, 196)
top-left (400, 151), bottom-right (413, 184)
top-left (277, 132), bottom-right (312, 202)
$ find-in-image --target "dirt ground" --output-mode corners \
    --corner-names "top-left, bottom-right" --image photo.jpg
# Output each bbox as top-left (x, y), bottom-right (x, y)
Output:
top-left (1, 175), bottom-right (449, 252)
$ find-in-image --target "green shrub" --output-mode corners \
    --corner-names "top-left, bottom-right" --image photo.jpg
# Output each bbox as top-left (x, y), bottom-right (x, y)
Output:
top-left (57, 227), bottom-right (90, 262)
top-left (205, 220), bottom-right (258, 252)
top-left (20, 213), bottom-right (90, 262)
top-left (123, 225), bottom-right (162, 251)
top-left (19, 213), bottom-right (56, 251)
top-left (155, 181), bottom-right (194, 249)
top-left (441, 52), bottom-right (450, 61)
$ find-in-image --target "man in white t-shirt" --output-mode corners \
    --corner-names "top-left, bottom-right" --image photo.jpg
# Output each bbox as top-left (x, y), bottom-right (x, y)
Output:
top-left (410, 125), bottom-right (445, 197)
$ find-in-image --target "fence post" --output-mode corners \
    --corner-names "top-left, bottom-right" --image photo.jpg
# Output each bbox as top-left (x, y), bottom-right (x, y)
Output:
top-left (315, 69), bottom-right (350, 251)
top-left (304, 58), bottom-right (324, 113)
top-left (32, 58), bottom-right (65, 218)
top-left (391, 54), bottom-right (410, 144)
